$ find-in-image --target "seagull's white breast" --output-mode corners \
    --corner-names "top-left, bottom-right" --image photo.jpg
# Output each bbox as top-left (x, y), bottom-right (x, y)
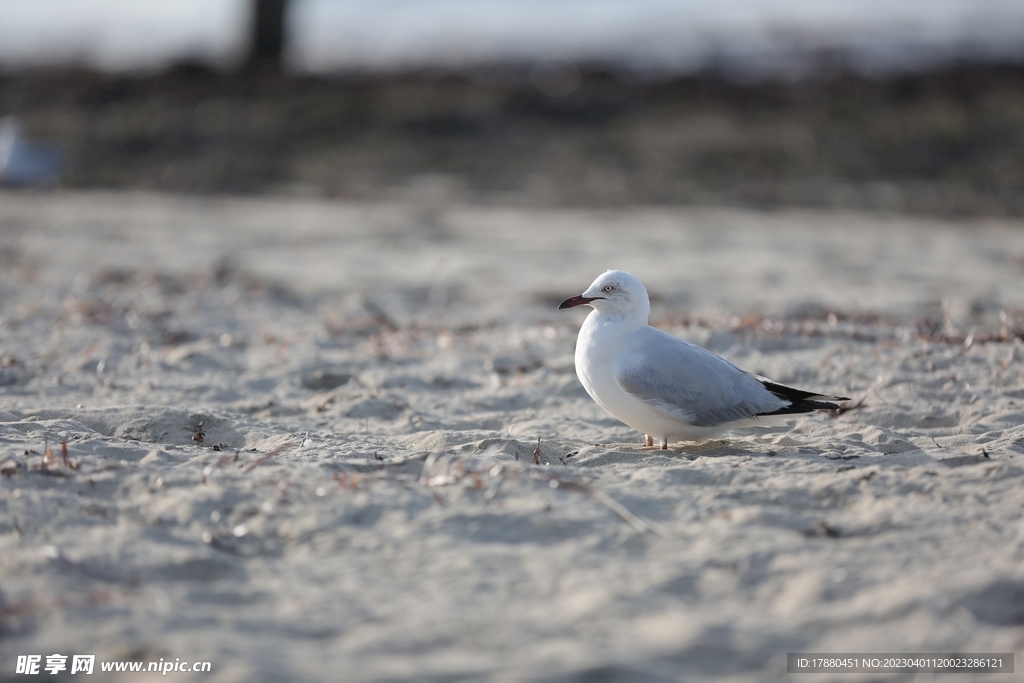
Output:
top-left (574, 311), bottom-right (705, 441)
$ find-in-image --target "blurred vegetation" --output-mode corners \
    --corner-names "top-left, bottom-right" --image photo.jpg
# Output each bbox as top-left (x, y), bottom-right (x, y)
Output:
top-left (2, 61), bottom-right (1024, 214)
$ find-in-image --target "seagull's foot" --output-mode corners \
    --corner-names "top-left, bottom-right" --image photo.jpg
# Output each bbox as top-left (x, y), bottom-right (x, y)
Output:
top-left (645, 434), bottom-right (654, 447)
top-left (660, 439), bottom-right (668, 450)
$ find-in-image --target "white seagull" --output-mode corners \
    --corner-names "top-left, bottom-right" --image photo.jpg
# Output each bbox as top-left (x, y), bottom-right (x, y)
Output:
top-left (559, 270), bottom-right (849, 449)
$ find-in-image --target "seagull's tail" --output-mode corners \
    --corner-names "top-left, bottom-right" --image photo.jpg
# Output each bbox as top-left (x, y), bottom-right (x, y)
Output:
top-left (756, 379), bottom-right (850, 415)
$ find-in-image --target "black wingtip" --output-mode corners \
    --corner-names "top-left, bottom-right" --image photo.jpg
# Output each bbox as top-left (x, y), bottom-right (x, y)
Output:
top-left (757, 400), bottom-right (839, 417)
top-left (756, 380), bottom-right (850, 416)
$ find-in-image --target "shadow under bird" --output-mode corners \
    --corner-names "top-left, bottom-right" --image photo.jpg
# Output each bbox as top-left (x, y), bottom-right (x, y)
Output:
top-left (558, 270), bottom-right (849, 449)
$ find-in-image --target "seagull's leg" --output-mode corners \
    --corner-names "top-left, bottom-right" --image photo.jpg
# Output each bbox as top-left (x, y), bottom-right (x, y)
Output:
top-left (660, 438), bottom-right (668, 450)
top-left (645, 434), bottom-right (653, 447)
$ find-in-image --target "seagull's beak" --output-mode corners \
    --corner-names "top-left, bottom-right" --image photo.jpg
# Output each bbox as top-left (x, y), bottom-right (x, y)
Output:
top-left (558, 294), bottom-right (603, 310)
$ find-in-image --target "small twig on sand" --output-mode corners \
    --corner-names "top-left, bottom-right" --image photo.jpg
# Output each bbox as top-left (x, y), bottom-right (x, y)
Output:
top-left (549, 477), bottom-right (669, 538)
top-left (60, 440), bottom-right (77, 470)
top-left (361, 296), bottom-right (400, 332)
top-left (832, 392), bottom-right (868, 417)
top-left (243, 442), bottom-right (294, 473)
top-left (588, 486), bottom-right (670, 538)
top-left (533, 437), bottom-right (542, 465)
top-left (338, 451), bottom-right (431, 473)
top-left (42, 442), bottom-right (56, 468)
top-left (37, 439), bottom-right (76, 473)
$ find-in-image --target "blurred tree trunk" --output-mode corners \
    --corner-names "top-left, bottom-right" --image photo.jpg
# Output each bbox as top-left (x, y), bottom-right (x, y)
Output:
top-left (248, 0), bottom-right (288, 67)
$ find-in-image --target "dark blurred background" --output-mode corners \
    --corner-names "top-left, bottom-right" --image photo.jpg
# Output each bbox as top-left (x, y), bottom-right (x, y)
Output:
top-left (3, 0), bottom-right (1024, 215)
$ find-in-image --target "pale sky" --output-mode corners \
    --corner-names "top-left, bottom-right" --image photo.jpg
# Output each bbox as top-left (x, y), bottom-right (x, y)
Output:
top-left (0, 0), bottom-right (1022, 73)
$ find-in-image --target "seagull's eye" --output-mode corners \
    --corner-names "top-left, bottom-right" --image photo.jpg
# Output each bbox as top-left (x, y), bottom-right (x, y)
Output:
top-left (602, 285), bottom-right (614, 293)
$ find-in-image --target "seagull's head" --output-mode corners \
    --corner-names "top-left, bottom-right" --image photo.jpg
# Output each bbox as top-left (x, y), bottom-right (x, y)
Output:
top-left (558, 270), bottom-right (650, 319)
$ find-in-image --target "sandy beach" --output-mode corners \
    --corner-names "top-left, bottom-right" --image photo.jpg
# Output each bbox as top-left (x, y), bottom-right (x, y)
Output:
top-left (1, 191), bottom-right (1023, 681)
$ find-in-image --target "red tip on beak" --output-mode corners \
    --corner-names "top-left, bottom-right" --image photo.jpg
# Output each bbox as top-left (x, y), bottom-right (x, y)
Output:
top-left (558, 295), bottom-right (603, 310)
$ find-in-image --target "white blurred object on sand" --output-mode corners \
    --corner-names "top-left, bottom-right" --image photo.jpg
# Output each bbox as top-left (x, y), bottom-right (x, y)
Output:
top-left (0, 116), bottom-right (63, 187)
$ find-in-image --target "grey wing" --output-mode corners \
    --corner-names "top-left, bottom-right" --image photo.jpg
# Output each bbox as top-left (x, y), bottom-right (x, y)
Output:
top-left (614, 332), bottom-right (786, 427)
